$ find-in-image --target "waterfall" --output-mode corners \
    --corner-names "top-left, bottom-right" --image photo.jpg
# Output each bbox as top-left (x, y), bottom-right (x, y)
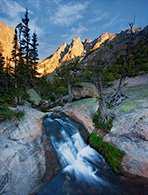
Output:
top-left (38, 114), bottom-right (141, 195)
top-left (47, 117), bottom-right (106, 185)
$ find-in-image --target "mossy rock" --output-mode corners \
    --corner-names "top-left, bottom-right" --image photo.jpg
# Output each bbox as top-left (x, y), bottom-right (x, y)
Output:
top-left (89, 133), bottom-right (125, 174)
top-left (27, 88), bottom-right (41, 106)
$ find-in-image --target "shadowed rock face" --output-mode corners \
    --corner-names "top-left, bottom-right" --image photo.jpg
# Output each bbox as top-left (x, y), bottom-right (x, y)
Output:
top-left (0, 21), bottom-right (14, 59)
top-left (0, 107), bottom-right (60, 195)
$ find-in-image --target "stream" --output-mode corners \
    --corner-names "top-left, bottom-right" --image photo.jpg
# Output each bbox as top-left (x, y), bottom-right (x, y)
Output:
top-left (37, 114), bottom-right (145, 195)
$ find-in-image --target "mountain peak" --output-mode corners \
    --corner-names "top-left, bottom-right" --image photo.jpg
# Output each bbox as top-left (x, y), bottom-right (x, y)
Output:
top-left (0, 21), bottom-right (14, 59)
top-left (61, 36), bottom-right (84, 63)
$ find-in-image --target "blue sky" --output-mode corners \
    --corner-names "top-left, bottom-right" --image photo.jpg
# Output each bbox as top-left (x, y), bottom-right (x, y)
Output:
top-left (0, 0), bottom-right (148, 60)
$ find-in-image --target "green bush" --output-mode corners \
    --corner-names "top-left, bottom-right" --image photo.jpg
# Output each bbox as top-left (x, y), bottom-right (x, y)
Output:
top-left (56, 86), bottom-right (67, 96)
top-left (89, 133), bottom-right (125, 173)
top-left (0, 104), bottom-right (25, 121)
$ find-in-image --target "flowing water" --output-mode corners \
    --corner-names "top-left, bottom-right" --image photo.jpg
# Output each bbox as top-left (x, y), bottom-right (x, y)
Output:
top-left (37, 114), bottom-right (145, 195)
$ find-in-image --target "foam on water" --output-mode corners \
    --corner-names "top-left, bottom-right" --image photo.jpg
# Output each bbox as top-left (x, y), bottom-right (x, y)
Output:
top-left (47, 117), bottom-right (108, 185)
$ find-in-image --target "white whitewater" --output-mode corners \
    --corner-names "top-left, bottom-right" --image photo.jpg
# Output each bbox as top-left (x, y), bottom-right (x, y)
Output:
top-left (47, 117), bottom-right (107, 186)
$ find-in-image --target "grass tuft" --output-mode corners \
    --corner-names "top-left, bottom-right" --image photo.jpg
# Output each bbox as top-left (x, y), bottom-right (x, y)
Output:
top-left (89, 133), bottom-right (125, 173)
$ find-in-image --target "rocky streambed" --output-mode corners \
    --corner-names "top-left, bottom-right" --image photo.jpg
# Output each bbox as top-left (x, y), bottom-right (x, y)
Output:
top-left (0, 75), bottom-right (148, 194)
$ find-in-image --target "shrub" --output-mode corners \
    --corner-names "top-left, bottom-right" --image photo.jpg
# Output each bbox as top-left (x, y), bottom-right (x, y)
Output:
top-left (89, 133), bottom-right (125, 173)
top-left (0, 104), bottom-right (25, 121)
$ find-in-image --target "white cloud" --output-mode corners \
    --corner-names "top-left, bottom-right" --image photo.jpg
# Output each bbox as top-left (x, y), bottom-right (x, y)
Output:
top-left (88, 12), bottom-right (109, 23)
top-left (53, 0), bottom-right (61, 5)
top-left (62, 24), bottom-right (88, 42)
top-left (29, 18), bottom-right (45, 37)
top-left (0, 0), bottom-right (44, 38)
top-left (27, 0), bottom-right (40, 9)
top-left (103, 14), bottom-right (120, 28)
top-left (0, 0), bottom-right (26, 18)
top-left (50, 2), bottom-right (88, 26)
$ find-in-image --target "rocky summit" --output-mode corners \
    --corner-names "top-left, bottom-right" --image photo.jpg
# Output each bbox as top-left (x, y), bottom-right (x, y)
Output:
top-left (38, 36), bottom-right (84, 75)
top-left (0, 21), bottom-right (14, 59)
top-left (37, 25), bottom-right (148, 76)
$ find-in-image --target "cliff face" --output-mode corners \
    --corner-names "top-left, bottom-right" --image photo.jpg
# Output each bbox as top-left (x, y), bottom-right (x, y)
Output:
top-left (61, 36), bottom-right (84, 63)
top-left (38, 26), bottom-right (148, 76)
top-left (85, 32), bottom-right (115, 52)
top-left (38, 36), bottom-right (84, 75)
top-left (81, 26), bottom-right (148, 67)
top-left (0, 21), bottom-right (14, 59)
top-left (38, 41), bottom-right (68, 74)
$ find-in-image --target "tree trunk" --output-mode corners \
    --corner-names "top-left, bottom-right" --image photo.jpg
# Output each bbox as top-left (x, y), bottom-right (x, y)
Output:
top-left (14, 81), bottom-right (18, 104)
top-left (97, 71), bottom-right (104, 113)
top-left (117, 74), bottom-right (126, 96)
top-left (67, 78), bottom-right (72, 102)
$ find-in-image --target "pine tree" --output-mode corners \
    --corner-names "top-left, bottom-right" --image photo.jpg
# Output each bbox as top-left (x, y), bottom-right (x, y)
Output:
top-left (55, 59), bottom-right (80, 102)
top-left (30, 32), bottom-right (39, 79)
top-left (21, 9), bottom-right (31, 91)
top-left (5, 57), bottom-right (13, 92)
top-left (0, 41), bottom-right (6, 95)
top-left (11, 28), bottom-right (19, 103)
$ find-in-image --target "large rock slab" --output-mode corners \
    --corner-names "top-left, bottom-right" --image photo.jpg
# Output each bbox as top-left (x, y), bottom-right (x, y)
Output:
top-left (103, 95), bottom-right (148, 179)
top-left (57, 98), bottom-right (98, 134)
top-left (71, 82), bottom-right (99, 100)
top-left (0, 107), bottom-right (50, 195)
top-left (27, 88), bottom-right (41, 106)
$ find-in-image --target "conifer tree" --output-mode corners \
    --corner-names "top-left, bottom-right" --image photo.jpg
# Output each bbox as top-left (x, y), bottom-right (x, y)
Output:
top-left (11, 28), bottom-right (19, 103)
top-left (5, 57), bottom-right (12, 92)
top-left (16, 23), bottom-right (25, 85)
top-left (21, 9), bottom-right (31, 91)
top-left (0, 41), bottom-right (5, 95)
top-left (56, 59), bottom-right (80, 102)
top-left (30, 32), bottom-right (39, 79)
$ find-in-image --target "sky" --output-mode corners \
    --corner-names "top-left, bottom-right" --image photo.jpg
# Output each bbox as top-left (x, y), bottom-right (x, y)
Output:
top-left (0, 0), bottom-right (148, 60)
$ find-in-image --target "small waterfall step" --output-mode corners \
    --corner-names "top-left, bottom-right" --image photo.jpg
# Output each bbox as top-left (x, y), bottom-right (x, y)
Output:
top-left (37, 114), bottom-right (145, 195)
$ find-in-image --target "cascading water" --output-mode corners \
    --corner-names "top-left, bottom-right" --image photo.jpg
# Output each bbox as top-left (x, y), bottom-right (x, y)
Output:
top-left (37, 114), bottom-right (145, 195)
top-left (48, 116), bottom-right (106, 186)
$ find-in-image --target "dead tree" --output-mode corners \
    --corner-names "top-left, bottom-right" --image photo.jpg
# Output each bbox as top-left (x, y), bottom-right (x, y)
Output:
top-left (110, 16), bottom-right (136, 105)
top-left (93, 59), bottom-right (113, 125)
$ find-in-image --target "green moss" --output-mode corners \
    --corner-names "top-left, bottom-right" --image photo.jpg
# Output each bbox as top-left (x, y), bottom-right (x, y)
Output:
top-left (116, 99), bottom-right (142, 112)
top-left (125, 85), bottom-right (148, 97)
top-left (89, 133), bottom-right (125, 173)
top-left (0, 104), bottom-right (25, 121)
